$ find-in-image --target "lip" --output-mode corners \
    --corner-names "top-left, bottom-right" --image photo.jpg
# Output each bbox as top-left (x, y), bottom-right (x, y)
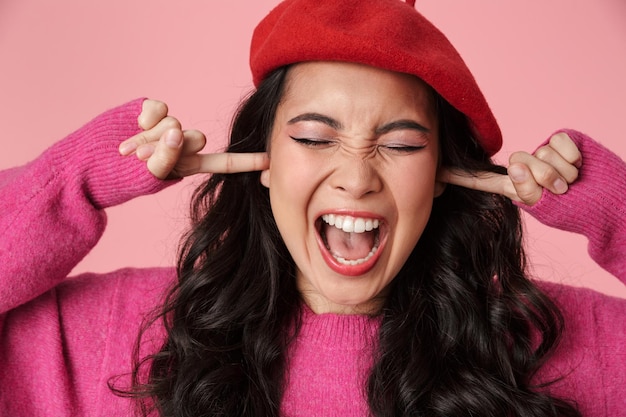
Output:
top-left (314, 210), bottom-right (388, 277)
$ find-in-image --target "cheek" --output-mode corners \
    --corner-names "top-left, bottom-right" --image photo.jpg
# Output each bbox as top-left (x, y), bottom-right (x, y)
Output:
top-left (266, 143), bottom-right (325, 240)
top-left (269, 141), bottom-right (327, 195)
top-left (266, 144), bottom-right (328, 270)
top-left (388, 159), bottom-right (439, 205)
top-left (386, 159), bottom-right (439, 254)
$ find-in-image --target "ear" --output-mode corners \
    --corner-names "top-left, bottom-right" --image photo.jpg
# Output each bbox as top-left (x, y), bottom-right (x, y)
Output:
top-left (260, 168), bottom-right (270, 188)
top-left (434, 167), bottom-right (446, 197)
top-left (434, 180), bottom-right (446, 197)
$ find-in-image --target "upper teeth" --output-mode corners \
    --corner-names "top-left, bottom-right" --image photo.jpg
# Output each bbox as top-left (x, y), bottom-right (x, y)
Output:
top-left (321, 214), bottom-right (380, 233)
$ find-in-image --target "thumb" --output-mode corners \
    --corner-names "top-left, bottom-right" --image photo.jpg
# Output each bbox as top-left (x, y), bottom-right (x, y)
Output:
top-left (147, 128), bottom-right (184, 179)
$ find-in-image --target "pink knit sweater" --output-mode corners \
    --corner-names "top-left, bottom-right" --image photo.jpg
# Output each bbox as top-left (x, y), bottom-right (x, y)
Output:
top-left (0, 100), bottom-right (625, 416)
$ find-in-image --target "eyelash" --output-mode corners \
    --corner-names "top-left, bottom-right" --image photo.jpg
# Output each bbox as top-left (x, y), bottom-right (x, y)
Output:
top-left (290, 137), bottom-right (332, 147)
top-left (290, 137), bottom-right (426, 153)
top-left (382, 144), bottom-right (426, 153)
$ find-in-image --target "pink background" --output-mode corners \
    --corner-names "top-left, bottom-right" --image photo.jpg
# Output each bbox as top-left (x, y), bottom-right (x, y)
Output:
top-left (1, 1), bottom-right (625, 298)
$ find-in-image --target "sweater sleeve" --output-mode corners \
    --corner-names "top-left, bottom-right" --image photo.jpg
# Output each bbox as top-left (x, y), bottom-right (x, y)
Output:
top-left (515, 130), bottom-right (626, 415)
top-left (518, 129), bottom-right (626, 281)
top-left (0, 99), bottom-right (176, 313)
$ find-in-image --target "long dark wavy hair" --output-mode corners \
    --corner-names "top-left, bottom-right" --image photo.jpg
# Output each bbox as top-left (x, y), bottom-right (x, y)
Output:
top-left (118, 66), bottom-right (582, 417)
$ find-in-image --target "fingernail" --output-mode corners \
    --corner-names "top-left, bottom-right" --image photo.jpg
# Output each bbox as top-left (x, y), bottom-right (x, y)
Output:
top-left (119, 141), bottom-right (137, 156)
top-left (136, 144), bottom-right (155, 160)
top-left (554, 178), bottom-right (568, 194)
top-left (164, 129), bottom-right (182, 149)
top-left (508, 165), bottom-right (527, 182)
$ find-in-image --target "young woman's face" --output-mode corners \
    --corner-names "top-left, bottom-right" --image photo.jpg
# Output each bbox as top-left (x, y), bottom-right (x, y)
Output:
top-left (261, 62), bottom-right (443, 314)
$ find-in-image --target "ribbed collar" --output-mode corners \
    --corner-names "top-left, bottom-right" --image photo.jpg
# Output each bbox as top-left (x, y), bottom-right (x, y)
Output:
top-left (296, 304), bottom-right (382, 350)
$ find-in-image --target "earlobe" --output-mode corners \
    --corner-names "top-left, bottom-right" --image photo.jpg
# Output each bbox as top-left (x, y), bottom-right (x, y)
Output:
top-left (434, 180), bottom-right (446, 197)
top-left (434, 165), bottom-right (447, 197)
top-left (260, 169), bottom-right (270, 188)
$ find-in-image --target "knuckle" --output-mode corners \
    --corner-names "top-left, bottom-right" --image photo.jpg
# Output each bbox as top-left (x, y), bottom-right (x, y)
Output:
top-left (145, 99), bottom-right (168, 117)
top-left (225, 155), bottom-right (235, 172)
top-left (533, 146), bottom-right (551, 161)
top-left (154, 100), bottom-right (168, 117)
top-left (549, 132), bottom-right (571, 148)
top-left (148, 161), bottom-right (168, 179)
top-left (197, 130), bottom-right (208, 145)
top-left (135, 133), bottom-right (151, 146)
top-left (515, 184), bottom-right (541, 205)
top-left (184, 130), bottom-right (207, 150)
top-left (508, 151), bottom-right (528, 164)
top-left (537, 166), bottom-right (558, 184)
top-left (162, 116), bottom-right (182, 130)
top-left (552, 133), bottom-right (581, 165)
top-left (563, 167), bottom-right (579, 183)
top-left (173, 160), bottom-right (194, 177)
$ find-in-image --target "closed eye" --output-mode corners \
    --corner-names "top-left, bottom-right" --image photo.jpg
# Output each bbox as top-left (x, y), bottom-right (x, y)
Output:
top-left (381, 144), bottom-right (426, 154)
top-left (290, 136), bottom-right (334, 147)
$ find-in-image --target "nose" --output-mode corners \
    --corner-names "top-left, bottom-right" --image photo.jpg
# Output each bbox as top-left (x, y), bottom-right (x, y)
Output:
top-left (329, 152), bottom-right (383, 199)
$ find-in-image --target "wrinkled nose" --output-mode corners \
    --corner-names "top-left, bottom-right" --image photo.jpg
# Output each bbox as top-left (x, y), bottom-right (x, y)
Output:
top-left (329, 152), bottom-right (383, 199)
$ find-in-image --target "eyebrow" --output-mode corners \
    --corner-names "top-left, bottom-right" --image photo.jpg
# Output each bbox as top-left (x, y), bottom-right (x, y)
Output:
top-left (286, 113), bottom-right (430, 135)
top-left (287, 113), bottom-right (343, 130)
top-left (375, 120), bottom-right (430, 135)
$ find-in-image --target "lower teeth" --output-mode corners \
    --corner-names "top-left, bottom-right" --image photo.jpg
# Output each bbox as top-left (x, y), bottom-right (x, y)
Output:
top-left (334, 243), bottom-right (379, 266)
top-left (320, 222), bottom-right (380, 267)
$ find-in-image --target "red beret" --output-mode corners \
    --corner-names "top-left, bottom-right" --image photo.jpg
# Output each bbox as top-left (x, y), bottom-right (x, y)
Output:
top-left (250, 0), bottom-right (502, 156)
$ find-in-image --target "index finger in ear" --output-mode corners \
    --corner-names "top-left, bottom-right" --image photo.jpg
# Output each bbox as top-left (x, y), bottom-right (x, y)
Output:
top-left (548, 132), bottom-right (582, 168)
top-left (439, 168), bottom-right (517, 199)
top-left (138, 100), bottom-right (168, 130)
top-left (196, 152), bottom-right (270, 174)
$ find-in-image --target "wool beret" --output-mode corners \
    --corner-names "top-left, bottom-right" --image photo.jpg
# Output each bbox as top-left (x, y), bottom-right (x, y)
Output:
top-left (250, 0), bottom-right (502, 156)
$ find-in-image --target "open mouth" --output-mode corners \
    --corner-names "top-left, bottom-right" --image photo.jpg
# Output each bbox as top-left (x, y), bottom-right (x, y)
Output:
top-left (315, 213), bottom-right (386, 276)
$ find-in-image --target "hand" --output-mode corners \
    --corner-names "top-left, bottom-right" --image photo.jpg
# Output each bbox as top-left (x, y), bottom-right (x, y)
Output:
top-left (439, 132), bottom-right (582, 205)
top-left (119, 99), bottom-right (269, 179)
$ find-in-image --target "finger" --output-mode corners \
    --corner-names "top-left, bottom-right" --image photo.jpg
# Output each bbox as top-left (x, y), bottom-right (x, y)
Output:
top-left (168, 152), bottom-right (270, 178)
top-left (533, 144), bottom-right (579, 184)
top-left (440, 166), bottom-right (543, 205)
top-left (439, 168), bottom-right (517, 199)
top-left (138, 100), bottom-right (168, 130)
top-left (548, 132), bottom-right (582, 168)
top-left (509, 151), bottom-right (568, 195)
top-left (180, 129), bottom-right (207, 155)
top-left (195, 152), bottom-right (270, 174)
top-left (507, 162), bottom-right (543, 205)
top-left (119, 116), bottom-right (182, 156)
top-left (136, 129), bottom-right (206, 161)
top-left (136, 143), bottom-right (156, 160)
top-left (146, 128), bottom-right (184, 179)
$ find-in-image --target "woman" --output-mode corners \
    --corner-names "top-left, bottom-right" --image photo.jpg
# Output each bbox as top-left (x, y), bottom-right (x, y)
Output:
top-left (1, 0), bottom-right (624, 416)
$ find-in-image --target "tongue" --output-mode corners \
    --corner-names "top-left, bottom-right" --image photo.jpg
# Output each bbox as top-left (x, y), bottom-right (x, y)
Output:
top-left (324, 224), bottom-right (375, 260)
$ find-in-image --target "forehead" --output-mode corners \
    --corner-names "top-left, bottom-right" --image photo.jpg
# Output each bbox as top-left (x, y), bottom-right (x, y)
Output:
top-left (279, 61), bottom-right (436, 118)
